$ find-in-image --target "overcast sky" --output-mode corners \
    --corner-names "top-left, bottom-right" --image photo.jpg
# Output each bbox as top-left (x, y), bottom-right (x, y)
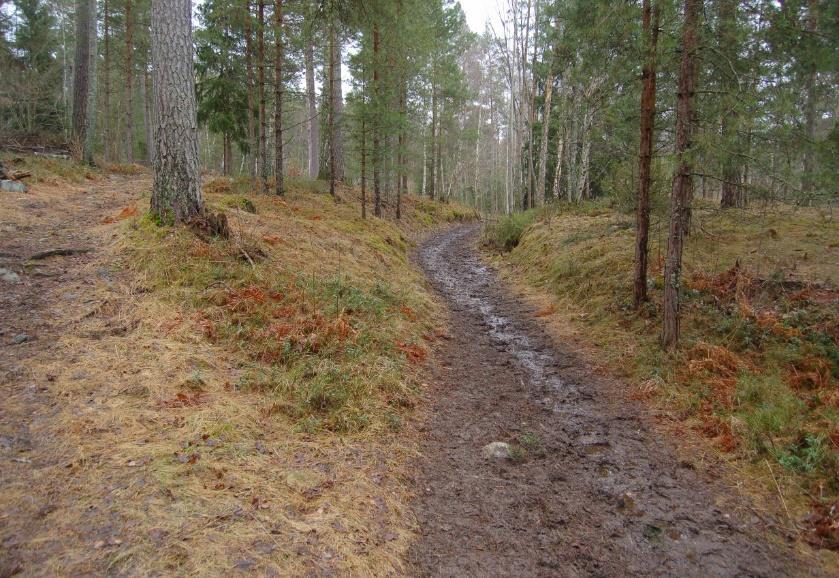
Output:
top-left (458, 0), bottom-right (503, 35)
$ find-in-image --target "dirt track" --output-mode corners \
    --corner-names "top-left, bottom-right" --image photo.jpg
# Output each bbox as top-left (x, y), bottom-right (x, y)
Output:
top-left (0, 174), bottom-right (146, 576)
top-left (408, 224), bottom-right (810, 577)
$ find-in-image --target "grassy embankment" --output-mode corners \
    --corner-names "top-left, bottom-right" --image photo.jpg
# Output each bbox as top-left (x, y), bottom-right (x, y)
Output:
top-left (4, 154), bottom-right (475, 575)
top-left (485, 200), bottom-right (838, 551)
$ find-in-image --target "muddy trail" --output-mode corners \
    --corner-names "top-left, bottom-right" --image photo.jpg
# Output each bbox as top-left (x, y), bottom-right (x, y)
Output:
top-left (408, 224), bottom-right (809, 577)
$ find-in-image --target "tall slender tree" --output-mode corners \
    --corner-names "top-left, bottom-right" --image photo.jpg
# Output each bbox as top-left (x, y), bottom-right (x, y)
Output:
top-left (304, 19), bottom-right (319, 179)
top-left (257, 0), bottom-right (268, 193)
top-left (72, 0), bottom-right (97, 163)
top-left (273, 0), bottom-right (284, 196)
top-left (633, 0), bottom-right (660, 308)
top-left (124, 0), bottom-right (135, 163)
top-left (662, 0), bottom-right (701, 349)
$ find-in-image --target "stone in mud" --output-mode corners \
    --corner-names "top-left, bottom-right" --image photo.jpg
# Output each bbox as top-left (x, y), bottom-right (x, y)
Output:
top-left (12, 333), bottom-right (30, 344)
top-left (482, 441), bottom-right (512, 459)
top-left (0, 268), bottom-right (20, 283)
top-left (285, 469), bottom-right (322, 493)
top-left (0, 180), bottom-right (28, 193)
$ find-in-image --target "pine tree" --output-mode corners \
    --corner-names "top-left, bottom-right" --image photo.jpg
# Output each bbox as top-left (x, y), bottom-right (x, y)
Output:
top-left (149, 0), bottom-right (203, 223)
top-left (662, 0), bottom-right (701, 349)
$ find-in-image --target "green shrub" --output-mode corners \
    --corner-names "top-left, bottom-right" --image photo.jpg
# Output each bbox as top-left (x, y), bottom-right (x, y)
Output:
top-left (482, 210), bottom-right (537, 251)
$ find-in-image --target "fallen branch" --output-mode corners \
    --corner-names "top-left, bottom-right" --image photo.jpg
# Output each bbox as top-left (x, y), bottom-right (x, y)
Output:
top-left (28, 248), bottom-right (92, 260)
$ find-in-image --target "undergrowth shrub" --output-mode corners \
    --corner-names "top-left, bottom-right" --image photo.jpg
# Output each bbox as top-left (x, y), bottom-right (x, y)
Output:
top-left (482, 210), bottom-right (538, 251)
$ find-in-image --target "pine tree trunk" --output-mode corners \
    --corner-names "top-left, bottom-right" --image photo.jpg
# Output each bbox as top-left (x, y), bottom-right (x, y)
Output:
top-left (149, 0), bottom-right (203, 223)
top-left (223, 133), bottom-right (231, 176)
top-left (662, 0), bottom-right (700, 349)
top-left (372, 23), bottom-right (381, 217)
top-left (577, 108), bottom-right (592, 201)
top-left (304, 33), bottom-right (319, 179)
top-left (72, 0), bottom-right (96, 164)
top-left (361, 117), bottom-right (367, 218)
top-left (719, 0), bottom-right (741, 208)
top-left (429, 81), bottom-right (437, 200)
top-left (124, 0), bottom-right (134, 163)
top-left (634, 0), bottom-right (659, 308)
top-left (257, 0), bottom-right (268, 193)
top-left (536, 56), bottom-right (555, 205)
top-left (801, 0), bottom-right (818, 197)
top-left (330, 21), bottom-right (344, 183)
top-left (244, 0), bottom-right (256, 179)
top-left (273, 0), bottom-right (284, 196)
top-left (143, 68), bottom-right (154, 163)
top-left (328, 16), bottom-right (336, 197)
top-left (103, 0), bottom-right (111, 162)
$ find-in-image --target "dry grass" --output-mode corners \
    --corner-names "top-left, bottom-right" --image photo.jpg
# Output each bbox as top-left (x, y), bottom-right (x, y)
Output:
top-left (490, 200), bottom-right (839, 559)
top-left (1, 166), bottom-right (475, 576)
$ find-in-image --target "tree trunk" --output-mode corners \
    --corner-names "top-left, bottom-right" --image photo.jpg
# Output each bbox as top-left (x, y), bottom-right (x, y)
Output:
top-left (304, 32), bottom-right (319, 179)
top-left (330, 21), bottom-right (344, 183)
top-left (429, 80), bottom-right (437, 200)
top-left (273, 0), bottom-right (284, 196)
top-left (124, 0), bottom-right (134, 163)
top-left (223, 133), bottom-right (231, 176)
top-left (662, 0), bottom-right (700, 349)
top-left (143, 68), bottom-right (154, 163)
top-left (244, 0), bottom-right (256, 179)
top-left (257, 0), bottom-right (268, 193)
top-left (634, 0), bottom-right (660, 308)
top-left (801, 0), bottom-right (818, 197)
top-left (149, 0), bottom-right (203, 223)
top-left (361, 118), bottom-right (367, 218)
top-left (576, 107), bottom-right (592, 201)
top-left (372, 23), bottom-right (381, 217)
top-left (536, 55), bottom-right (555, 206)
top-left (719, 0), bottom-right (741, 208)
top-left (397, 79), bottom-right (405, 220)
top-left (103, 0), bottom-right (111, 162)
top-left (72, 0), bottom-right (97, 164)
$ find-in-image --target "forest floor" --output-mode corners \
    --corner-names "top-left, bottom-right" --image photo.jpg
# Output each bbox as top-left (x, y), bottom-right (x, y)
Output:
top-left (408, 224), bottom-right (827, 577)
top-left (0, 156), bottom-right (473, 576)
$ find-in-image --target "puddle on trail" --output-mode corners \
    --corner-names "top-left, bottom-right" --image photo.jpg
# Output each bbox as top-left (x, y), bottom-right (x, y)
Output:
top-left (420, 225), bottom-right (569, 399)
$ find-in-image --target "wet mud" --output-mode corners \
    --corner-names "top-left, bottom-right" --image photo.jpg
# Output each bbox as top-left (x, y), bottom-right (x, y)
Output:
top-left (407, 224), bottom-right (807, 577)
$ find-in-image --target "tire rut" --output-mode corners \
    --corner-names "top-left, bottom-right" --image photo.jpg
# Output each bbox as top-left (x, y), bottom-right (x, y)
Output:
top-left (407, 224), bottom-right (808, 577)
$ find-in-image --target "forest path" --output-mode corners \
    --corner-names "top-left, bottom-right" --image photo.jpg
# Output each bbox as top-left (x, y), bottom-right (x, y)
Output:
top-left (407, 224), bottom-right (809, 577)
top-left (0, 173), bottom-right (148, 575)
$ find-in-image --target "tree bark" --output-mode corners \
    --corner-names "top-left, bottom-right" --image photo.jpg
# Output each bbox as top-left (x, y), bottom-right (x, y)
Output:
top-left (634, 0), bottom-right (660, 308)
top-left (273, 0), bottom-right (284, 196)
top-left (397, 79), bottom-right (405, 220)
top-left (372, 23), bottom-right (381, 217)
top-left (124, 0), bottom-right (134, 163)
top-left (801, 0), bottom-right (818, 197)
top-left (243, 0), bottom-right (256, 178)
top-left (361, 117), bottom-right (367, 218)
top-left (149, 0), bottom-right (203, 223)
top-left (222, 133), bottom-right (231, 175)
top-left (429, 79), bottom-right (437, 200)
top-left (257, 0), bottom-right (268, 193)
top-left (662, 0), bottom-right (700, 349)
top-left (143, 68), bottom-right (154, 163)
top-left (330, 20), bottom-right (344, 183)
top-left (536, 53), bottom-right (555, 206)
top-left (103, 0), bottom-right (111, 162)
top-left (718, 0), bottom-right (741, 208)
top-left (304, 30), bottom-right (319, 179)
top-left (72, 0), bottom-right (97, 164)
